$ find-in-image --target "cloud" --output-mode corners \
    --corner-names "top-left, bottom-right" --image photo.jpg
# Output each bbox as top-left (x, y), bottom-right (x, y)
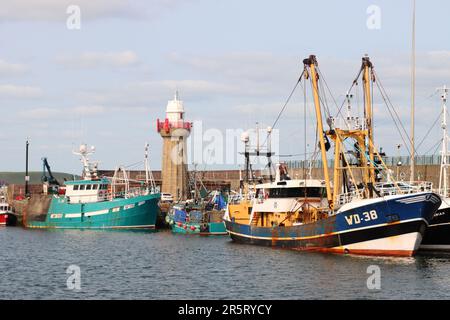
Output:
top-left (18, 105), bottom-right (106, 120)
top-left (168, 52), bottom-right (300, 83)
top-left (0, 84), bottom-right (42, 99)
top-left (135, 80), bottom-right (238, 96)
top-left (76, 77), bottom-right (286, 111)
top-left (0, 0), bottom-right (191, 21)
top-left (0, 59), bottom-right (28, 76)
top-left (57, 51), bottom-right (139, 68)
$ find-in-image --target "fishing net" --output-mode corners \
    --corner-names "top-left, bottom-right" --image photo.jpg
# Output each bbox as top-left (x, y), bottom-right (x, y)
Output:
top-left (174, 209), bottom-right (187, 223)
top-left (189, 210), bottom-right (203, 223)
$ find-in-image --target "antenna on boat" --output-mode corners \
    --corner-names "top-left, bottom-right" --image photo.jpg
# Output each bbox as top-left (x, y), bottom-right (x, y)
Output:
top-left (73, 144), bottom-right (98, 180)
top-left (266, 126), bottom-right (274, 182)
top-left (438, 85), bottom-right (449, 196)
top-left (25, 138), bottom-right (30, 198)
top-left (240, 131), bottom-right (251, 183)
top-left (410, 0), bottom-right (416, 182)
top-left (239, 165), bottom-right (243, 196)
top-left (144, 142), bottom-right (156, 192)
top-left (346, 92), bottom-right (353, 120)
top-left (255, 122), bottom-right (260, 155)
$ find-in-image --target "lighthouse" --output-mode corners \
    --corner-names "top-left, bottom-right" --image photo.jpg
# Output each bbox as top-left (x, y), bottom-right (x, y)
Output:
top-left (157, 92), bottom-right (192, 201)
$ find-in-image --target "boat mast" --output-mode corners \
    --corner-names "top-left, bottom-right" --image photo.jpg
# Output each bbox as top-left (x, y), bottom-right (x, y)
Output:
top-left (438, 85), bottom-right (449, 197)
top-left (362, 56), bottom-right (376, 195)
top-left (303, 55), bottom-right (333, 207)
top-left (410, 0), bottom-right (416, 181)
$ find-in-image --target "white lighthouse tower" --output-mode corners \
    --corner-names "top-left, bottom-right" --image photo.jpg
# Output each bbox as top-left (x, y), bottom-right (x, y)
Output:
top-left (157, 92), bottom-right (192, 201)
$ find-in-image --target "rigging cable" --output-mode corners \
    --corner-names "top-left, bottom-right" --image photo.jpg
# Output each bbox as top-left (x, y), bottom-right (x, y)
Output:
top-left (423, 138), bottom-right (443, 155)
top-left (259, 70), bottom-right (305, 154)
top-left (268, 70), bottom-right (305, 134)
top-left (373, 69), bottom-right (415, 156)
top-left (317, 66), bottom-right (340, 117)
top-left (335, 67), bottom-right (364, 122)
top-left (372, 73), bottom-right (412, 156)
top-left (416, 109), bottom-right (443, 152)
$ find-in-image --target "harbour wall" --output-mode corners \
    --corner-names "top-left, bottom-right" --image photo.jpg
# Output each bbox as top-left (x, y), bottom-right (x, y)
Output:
top-left (6, 164), bottom-right (441, 204)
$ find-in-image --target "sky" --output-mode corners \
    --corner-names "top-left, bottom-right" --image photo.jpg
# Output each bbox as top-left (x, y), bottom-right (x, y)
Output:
top-left (1, 0), bottom-right (450, 174)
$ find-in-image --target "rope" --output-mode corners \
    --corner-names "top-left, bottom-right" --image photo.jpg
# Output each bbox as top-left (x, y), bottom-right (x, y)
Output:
top-left (416, 109), bottom-right (442, 152)
top-left (258, 70), bottom-right (304, 154)
top-left (423, 138), bottom-right (443, 155)
top-left (268, 70), bottom-right (304, 134)
top-left (317, 66), bottom-right (339, 119)
top-left (335, 67), bottom-right (364, 121)
top-left (373, 69), bottom-right (415, 156)
top-left (373, 75), bottom-right (412, 156)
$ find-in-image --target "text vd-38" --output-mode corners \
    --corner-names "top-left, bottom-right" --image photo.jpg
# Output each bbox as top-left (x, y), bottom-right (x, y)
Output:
top-left (345, 210), bottom-right (378, 226)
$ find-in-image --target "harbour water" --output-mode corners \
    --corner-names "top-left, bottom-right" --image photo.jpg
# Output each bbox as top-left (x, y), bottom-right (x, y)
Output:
top-left (1, 227), bottom-right (450, 300)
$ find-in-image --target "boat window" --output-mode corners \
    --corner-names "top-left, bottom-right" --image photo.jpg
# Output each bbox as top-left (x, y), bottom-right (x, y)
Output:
top-left (268, 187), bottom-right (325, 198)
top-left (80, 185), bottom-right (85, 190)
top-left (86, 185), bottom-right (92, 190)
top-left (73, 185), bottom-right (79, 191)
top-left (101, 184), bottom-right (108, 190)
top-left (93, 184), bottom-right (98, 190)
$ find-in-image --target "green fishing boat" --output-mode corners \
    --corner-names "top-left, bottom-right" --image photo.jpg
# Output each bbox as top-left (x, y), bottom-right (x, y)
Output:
top-left (25, 144), bottom-right (160, 230)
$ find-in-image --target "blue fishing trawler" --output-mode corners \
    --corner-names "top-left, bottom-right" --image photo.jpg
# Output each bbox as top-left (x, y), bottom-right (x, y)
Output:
top-left (225, 175), bottom-right (441, 256)
top-left (225, 55), bottom-right (442, 257)
top-left (25, 144), bottom-right (160, 230)
top-left (166, 191), bottom-right (227, 235)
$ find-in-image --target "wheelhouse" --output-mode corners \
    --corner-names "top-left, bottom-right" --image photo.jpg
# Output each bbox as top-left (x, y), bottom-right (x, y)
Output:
top-left (64, 178), bottom-right (110, 203)
top-left (255, 179), bottom-right (327, 201)
top-left (0, 204), bottom-right (11, 213)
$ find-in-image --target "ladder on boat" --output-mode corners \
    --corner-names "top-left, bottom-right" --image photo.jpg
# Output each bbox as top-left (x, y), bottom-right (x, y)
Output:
top-left (251, 213), bottom-right (259, 226)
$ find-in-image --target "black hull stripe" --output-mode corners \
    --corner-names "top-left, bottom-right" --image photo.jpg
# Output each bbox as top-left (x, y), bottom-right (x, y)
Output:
top-left (229, 220), bottom-right (426, 249)
top-left (422, 207), bottom-right (450, 246)
top-left (422, 224), bottom-right (450, 245)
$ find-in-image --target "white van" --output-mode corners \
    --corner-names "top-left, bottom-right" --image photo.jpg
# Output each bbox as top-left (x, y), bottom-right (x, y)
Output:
top-left (161, 193), bottom-right (174, 203)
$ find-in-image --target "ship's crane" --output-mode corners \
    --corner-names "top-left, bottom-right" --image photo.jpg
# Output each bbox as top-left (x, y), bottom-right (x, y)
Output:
top-left (41, 157), bottom-right (60, 186)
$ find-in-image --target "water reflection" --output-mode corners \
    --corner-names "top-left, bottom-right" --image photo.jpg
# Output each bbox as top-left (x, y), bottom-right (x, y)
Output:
top-left (1, 227), bottom-right (450, 299)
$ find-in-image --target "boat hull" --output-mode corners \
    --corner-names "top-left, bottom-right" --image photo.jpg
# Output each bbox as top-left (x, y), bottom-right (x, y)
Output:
top-left (0, 213), bottom-right (7, 226)
top-left (172, 221), bottom-right (227, 235)
top-left (225, 192), bottom-right (441, 257)
top-left (420, 200), bottom-right (450, 251)
top-left (167, 207), bottom-right (227, 235)
top-left (26, 193), bottom-right (160, 230)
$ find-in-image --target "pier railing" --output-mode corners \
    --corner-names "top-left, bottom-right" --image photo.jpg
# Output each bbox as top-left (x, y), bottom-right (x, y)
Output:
top-left (66, 187), bottom-right (155, 203)
top-left (337, 181), bottom-right (434, 206)
top-left (156, 119), bottom-right (192, 132)
top-left (106, 187), bottom-right (154, 200)
top-left (228, 193), bottom-right (255, 204)
top-left (287, 155), bottom-right (450, 169)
